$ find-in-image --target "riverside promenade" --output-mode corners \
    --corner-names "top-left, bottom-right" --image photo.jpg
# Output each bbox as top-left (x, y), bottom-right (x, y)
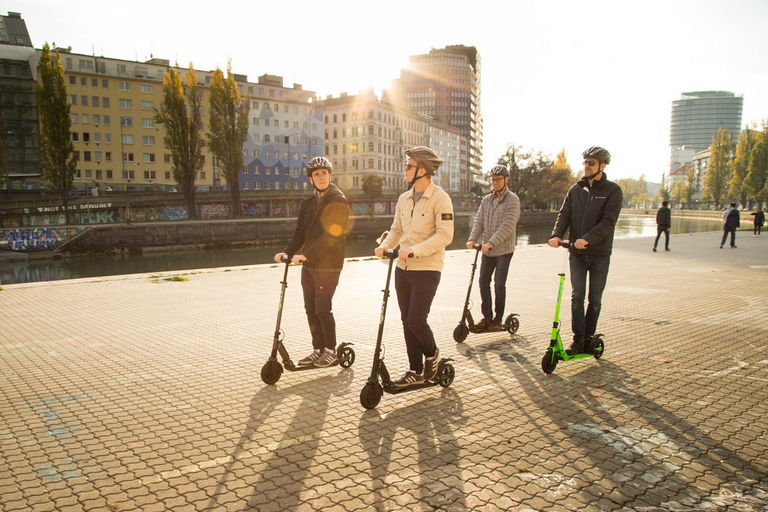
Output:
top-left (1, 230), bottom-right (767, 512)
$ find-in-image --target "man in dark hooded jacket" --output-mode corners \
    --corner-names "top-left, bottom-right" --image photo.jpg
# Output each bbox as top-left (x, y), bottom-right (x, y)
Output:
top-left (274, 157), bottom-right (350, 368)
top-left (549, 146), bottom-right (623, 355)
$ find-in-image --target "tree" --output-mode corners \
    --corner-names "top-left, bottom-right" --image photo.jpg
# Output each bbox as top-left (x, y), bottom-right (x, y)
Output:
top-left (671, 180), bottom-right (686, 208)
top-left (36, 42), bottom-right (77, 224)
top-left (497, 144), bottom-right (572, 209)
top-left (207, 62), bottom-right (250, 218)
top-left (155, 65), bottom-right (204, 220)
top-left (684, 164), bottom-right (697, 208)
top-left (616, 176), bottom-right (647, 208)
top-left (744, 123), bottom-right (768, 209)
top-left (729, 124), bottom-right (759, 207)
top-left (362, 174), bottom-right (384, 215)
top-left (656, 173), bottom-right (671, 204)
top-left (702, 128), bottom-right (732, 209)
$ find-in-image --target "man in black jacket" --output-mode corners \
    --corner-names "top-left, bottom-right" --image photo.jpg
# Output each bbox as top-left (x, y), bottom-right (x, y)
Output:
top-left (720, 202), bottom-right (740, 248)
top-left (548, 146), bottom-right (623, 355)
top-left (274, 157), bottom-right (350, 368)
top-left (653, 201), bottom-right (671, 252)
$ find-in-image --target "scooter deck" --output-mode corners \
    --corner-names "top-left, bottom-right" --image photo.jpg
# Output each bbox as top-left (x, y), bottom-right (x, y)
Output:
top-left (381, 379), bottom-right (442, 394)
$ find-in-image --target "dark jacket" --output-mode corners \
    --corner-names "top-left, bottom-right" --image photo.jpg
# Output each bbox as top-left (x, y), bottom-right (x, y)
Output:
top-left (723, 207), bottom-right (740, 230)
top-left (551, 172), bottom-right (623, 255)
top-left (284, 183), bottom-right (350, 271)
top-left (752, 210), bottom-right (765, 227)
top-left (656, 206), bottom-right (671, 228)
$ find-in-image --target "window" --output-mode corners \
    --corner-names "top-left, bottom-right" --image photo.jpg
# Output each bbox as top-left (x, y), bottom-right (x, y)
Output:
top-left (83, 151), bottom-right (91, 162)
top-left (82, 114), bottom-right (89, 125)
top-left (142, 118), bottom-right (154, 128)
top-left (120, 117), bottom-right (132, 127)
top-left (72, 133), bottom-right (79, 142)
top-left (96, 170), bottom-right (102, 180)
top-left (123, 152), bottom-right (134, 162)
top-left (102, 97), bottom-right (110, 108)
top-left (143, 136), bottom-right (155, 145)
top-left (118, 81), bottom-right (131, 91)
top-left (71, 113), bottom-right (78, 123)
top-left (140, 84), bottom-right (153, 93)
top-left (164, 154), bottom-right (172, 163)
top-left (144, 171), bottom-right (157, 180)
top-left (266, 166), bottom-right (271, 175)
top-left (91, 78), bottom-right (98, 87)
top-left (123, 170), bottom-right (135, 180)
top-left (81, 95), bottom-right (88, 106)
top-left (141, 101), bottom-right (153, 111)
top-left (92, 96), bottom-right (99, 107)
top-left (143, 154), bottom-right (155, 163)
top-left (69, 76), bottom-right (76, 85)
top-left (243, 181), bottom-right (249, 190)
top-left (95, 151), bottom-right (102, 162)
top-left (83, 133), bottom-right (90, 143)
top-left (104, 134), bottom-right (112, 144)
top-left (265, 135), bottom-right (271, 143)
top-left (103, 116), bottom-right (111, 126)
top-left (80, 77), bottom-right (87, 86)
top-left (165, 171), bottom-right (171, 180)
top-left (93, 115), bottom-right (100, 125)
top-left (106, 170), bottom-right (113, 179)
top-left (102, 79), bottom-right (109, 88)
top-left (105, 152), bottom-right (112, 161)
top-left (121, 134), bottom-right (134, 144)
top-left (70, 94), bottom-right (77, 105)
top-left (119, 99), bottom-right (132, 109)
top-left (93, 133), bottom-right (101, 143)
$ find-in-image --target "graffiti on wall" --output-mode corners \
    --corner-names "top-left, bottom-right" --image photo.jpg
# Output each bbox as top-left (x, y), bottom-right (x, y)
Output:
top-left (200, 204), bottom-right (230, 220)
top-left (0, 227), bottom-right (84, 252)
top-left (163, 206), bottom-right (188, 221)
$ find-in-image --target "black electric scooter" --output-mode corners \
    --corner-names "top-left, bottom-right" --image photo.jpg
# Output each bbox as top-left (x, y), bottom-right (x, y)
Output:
top-left (359, 249), bottom-right (456, 410)
top-left (541, 242), bottom-right (604, 374)
top-left (453, 244), bottom-right (520, 343)
top-left (260, 256), bottom-right (355, 385)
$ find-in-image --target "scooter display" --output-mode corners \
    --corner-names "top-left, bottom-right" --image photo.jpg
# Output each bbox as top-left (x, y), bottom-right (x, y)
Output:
top-left (541, 242), bottom-right (604, 374)
top-left (359, 249), bottom-right (456, 409)
top-left (260, 256), bottom-right (355, 384)
top-left (453, 244), bottom-right (520, 343)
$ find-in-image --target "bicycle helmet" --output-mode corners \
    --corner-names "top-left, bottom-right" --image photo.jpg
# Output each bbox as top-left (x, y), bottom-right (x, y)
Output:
top-left (305, 156), bottom-right (332, 176)
top-left (582, 146), bottom-right (611, 165)
top-left (489, 164), bottom-right (509, 177)
top-left (404, 146), bottom-right (444, 174)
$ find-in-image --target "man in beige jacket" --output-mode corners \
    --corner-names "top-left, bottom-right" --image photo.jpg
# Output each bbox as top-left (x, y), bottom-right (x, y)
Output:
top-left (375, 146), bottom-right (454, 388)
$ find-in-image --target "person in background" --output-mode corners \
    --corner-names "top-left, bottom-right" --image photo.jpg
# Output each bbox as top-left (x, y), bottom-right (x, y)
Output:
top-left (653, 200), bottom-right (671, 252)
top-left (720, 202), bottom-right (740, 249)
top-left (751, 208), bottom-right (765, 237)
top-left (466, 164), bottom-right (521, 331)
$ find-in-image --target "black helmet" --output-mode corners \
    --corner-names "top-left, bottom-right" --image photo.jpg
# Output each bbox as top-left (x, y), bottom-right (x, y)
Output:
top-left (582, 146), bottom-right (611, 165)
top-left (305, 156), bottom-right (332, 175)
top-left (490, 164), bottom-right (509, 177)
top-left (405, 146), bottom-right (444, 174)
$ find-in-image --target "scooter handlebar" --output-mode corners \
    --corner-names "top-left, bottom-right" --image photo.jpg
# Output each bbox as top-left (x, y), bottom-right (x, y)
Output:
top-left (382, 249), bottom-right (399, 259)
top-left (473, 243), bottom-right (482, 250)
top-left (559, 241), bottom-right (570, 248)
top-left (280, 255), bottom-right (291, 263)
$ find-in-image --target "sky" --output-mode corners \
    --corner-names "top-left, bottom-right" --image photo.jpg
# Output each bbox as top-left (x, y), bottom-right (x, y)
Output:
top-left (14, 0), bottom-right (768, 184)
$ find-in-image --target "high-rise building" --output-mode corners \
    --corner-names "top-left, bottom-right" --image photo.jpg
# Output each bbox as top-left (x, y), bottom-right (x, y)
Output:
top-left (669, 91), bottom-right (743, 173)
top-left (390, 45), bottom-right (482, 192)
top-left (0, 12), bottom-right (40, 189)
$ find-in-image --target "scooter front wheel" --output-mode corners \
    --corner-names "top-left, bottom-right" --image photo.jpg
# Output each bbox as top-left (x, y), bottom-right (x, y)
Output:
top-left (360, 381), bottom-right (383, 409)
top-left (438, 363), bottom-right (455, 388)
top-left (505, 314), bottom-right (520, 335)
top-left (338, 346), bottom-right (356, 368)
top-left (453, 324), bottom-right (469, 343)
top-left (541, 348), bottom-right (558, 374)
top-left (592, 335), bottom-right (605, 360)
top-left (261, 360), bottom-right (283, 385)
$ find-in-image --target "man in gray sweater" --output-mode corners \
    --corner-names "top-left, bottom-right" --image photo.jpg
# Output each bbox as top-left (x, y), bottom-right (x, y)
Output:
top-left (467, 164), bottom-right (521, 331)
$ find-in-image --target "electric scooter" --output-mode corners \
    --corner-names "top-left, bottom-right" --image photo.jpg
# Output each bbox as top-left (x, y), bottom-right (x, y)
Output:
top-left (359, 249), bottom-right (456, 409)
top-left (260, 256), bottom-right (355, 384)
top-left (453, 244), bottom-right (520, 343)
top-left (541, 241), bottom-right (604, 374)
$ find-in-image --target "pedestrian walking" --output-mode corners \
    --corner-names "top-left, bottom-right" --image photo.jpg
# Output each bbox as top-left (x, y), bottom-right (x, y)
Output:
top-left (720, 203), bottom-right (740, 248)
top-left (751, 208), bottom-right (765, 237)
top-left (653, 201), bottom-right (671, 252)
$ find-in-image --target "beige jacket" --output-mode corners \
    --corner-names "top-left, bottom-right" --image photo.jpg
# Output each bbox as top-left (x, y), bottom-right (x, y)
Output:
top-left (381, 180), bottom-right (454, 272)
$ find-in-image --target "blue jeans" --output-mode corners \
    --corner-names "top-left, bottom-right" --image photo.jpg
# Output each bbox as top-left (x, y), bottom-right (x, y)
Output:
top-left (569, 253), bottom-right (611, 343)
top-left (394, 268), bottom-right (441, 373)
top-left (301, 267), bottom-right (340, 351)
top-left (478, 252), bottom-right (514, 321)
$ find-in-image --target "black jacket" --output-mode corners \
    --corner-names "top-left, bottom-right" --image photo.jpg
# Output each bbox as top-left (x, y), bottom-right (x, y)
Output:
top-left (656, 206), bottom-right (671, 228)
top-left (551, 173), bottom-right (623, 255)
top-left (284, 184), bottom-right (350, 271)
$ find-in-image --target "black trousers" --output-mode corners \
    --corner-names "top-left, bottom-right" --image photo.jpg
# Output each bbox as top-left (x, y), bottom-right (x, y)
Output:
top-left (654, 226), bottom-right (670, 250)
top-left (301, 267), bottom-right (340, 351)
top-left (394, 267), bottom-right (440, 373)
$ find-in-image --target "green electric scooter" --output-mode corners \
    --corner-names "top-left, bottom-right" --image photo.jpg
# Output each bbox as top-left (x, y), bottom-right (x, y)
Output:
top-left (541, 241), bottom-right (604, 374)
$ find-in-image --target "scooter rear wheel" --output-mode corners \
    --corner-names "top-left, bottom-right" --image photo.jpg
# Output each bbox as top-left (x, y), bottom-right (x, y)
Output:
top-left (453, 324), bottom-right (469, 343)
top-left (261, 360), bottom-right (283, 385)
top-left (505, 314), bottom-right (520, 335)
top-left (438, 363), bottom-right (455, 387)
top-left (593, 336), bottom-right (605, 360)
top-left (360, 381), bottom-right (383, 409)
top-left (541, 348), bottom-right (558, 374)
top-left (338, 346), bottom-right (356, 368)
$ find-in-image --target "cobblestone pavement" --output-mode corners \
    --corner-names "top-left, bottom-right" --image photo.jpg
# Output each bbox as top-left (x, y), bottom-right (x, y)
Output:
top-left (1, 230), bottom-right (767, 511)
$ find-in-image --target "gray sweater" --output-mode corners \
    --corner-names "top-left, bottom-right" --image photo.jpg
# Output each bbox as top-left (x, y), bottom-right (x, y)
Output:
top-left (468, 188), bottom-right (521, 256)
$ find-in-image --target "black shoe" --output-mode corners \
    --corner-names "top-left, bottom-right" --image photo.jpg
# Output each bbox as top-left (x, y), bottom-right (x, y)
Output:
top-left (652, 247), bottom-right (657, 252)
top-left (423, 348), bottom-right (440, 381)
top-left (566, 340), bottom-right (585, 355)
top-left (392, 371), bottom-right (424, 388)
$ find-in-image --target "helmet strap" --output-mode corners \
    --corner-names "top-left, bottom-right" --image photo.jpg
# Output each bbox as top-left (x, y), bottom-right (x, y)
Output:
top-left (408, 170), bottom-right (429, 189)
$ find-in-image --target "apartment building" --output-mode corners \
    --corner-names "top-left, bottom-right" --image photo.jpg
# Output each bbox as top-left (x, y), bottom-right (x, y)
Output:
top-left (317, 88), bottom-right (463, 195)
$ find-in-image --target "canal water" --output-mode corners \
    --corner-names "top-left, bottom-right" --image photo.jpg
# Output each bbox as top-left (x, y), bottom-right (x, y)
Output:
top-left (0, 216), bottom-right (723, 285)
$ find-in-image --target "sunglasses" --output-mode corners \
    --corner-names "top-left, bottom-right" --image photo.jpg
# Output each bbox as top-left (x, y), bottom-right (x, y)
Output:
top-left (404, 164), bottom-right (418, 171)
top-left (583, 160), bottom-right (598, 167)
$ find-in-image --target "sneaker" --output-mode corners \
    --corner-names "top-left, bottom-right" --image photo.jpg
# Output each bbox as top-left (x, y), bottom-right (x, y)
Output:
top-left (652, 247), bottom-right (657, 252)
top-left (475, 318), bottom-right (492, 330)
top-left (424, 348), bottom-right (440, 381)
top-left (489, 319), bottom-right (503, 331)
top-left (314, 348), bottom-right (337, 368)
top-left (565, 339), bottom-right (585, 355)
top-left (720, 245), bottom-right (723, 249)
top-left (665, 248), bottom-right (671, 251)
top-left (298, 349), bottom-right (323, 366)
top-left (731, 245), bottom-right (737, 248)
top-left (392, 371), bottom-right (424, 388)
